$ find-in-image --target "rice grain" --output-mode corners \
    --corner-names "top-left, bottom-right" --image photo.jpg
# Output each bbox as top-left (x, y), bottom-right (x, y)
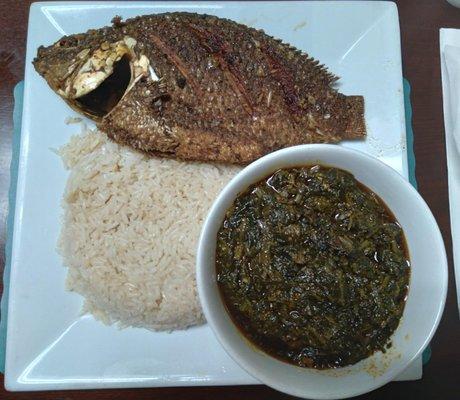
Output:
top-left (58, 127), bottom-right (240, 330)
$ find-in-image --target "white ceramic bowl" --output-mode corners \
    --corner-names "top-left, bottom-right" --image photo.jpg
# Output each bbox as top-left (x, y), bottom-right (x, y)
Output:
top-left (197, 145), bottom-right (448, 399)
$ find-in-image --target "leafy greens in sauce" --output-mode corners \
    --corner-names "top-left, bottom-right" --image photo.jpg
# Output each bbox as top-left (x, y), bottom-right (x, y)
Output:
top-left (216, 165), bottom-right (410, 369)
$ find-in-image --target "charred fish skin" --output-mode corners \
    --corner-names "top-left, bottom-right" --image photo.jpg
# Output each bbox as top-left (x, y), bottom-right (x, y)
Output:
top-left (33, 12), bottom-right (365, 164)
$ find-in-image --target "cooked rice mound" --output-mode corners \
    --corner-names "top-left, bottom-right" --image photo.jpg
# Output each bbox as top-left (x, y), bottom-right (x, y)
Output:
top-left (58, 127), bottom-right (240, 330)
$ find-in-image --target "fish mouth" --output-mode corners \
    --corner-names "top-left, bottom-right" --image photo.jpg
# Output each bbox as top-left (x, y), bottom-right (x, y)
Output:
top-left (74, 53), bottom-right (132, 119)
top-left (59, 37), bottom-right (150, 122)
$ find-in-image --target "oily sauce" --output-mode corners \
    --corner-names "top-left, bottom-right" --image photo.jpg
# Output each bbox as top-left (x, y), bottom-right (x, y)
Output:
top-left (216, 165), bottom-right (410, 369)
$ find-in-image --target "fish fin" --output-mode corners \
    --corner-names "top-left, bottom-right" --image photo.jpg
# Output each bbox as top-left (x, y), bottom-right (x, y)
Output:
top-left (343, 96), bottom-right (366, 139)
top-left (254, 28), bottom-right (338, 85)
top-left (271, 37), bottom-right (339, 85)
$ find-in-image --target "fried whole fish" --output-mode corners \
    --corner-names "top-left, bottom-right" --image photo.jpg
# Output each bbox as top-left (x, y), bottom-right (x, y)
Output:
top-left (34, 12), bottom-right (365, 163)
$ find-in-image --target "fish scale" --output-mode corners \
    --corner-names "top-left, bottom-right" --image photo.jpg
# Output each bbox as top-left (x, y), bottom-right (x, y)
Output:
top-left (34, 12), bottom-right (365, 164)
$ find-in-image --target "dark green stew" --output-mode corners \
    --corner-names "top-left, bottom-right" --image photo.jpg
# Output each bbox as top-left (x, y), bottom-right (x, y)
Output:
top-left (216, 165), bottom-right (410, 369)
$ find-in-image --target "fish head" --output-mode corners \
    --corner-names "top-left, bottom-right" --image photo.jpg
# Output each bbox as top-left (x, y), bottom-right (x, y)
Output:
top-left (33, 34), bottom-right (151, 122)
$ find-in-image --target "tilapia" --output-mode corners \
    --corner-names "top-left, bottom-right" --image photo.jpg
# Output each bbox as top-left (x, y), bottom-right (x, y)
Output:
top-left (34, 12), bottom-right (365, 164)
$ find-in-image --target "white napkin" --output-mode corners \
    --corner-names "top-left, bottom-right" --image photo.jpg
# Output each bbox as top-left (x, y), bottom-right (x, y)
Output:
top-left (445, 45), bottom-right (460, 155)
top-left (440, 28), bottom-right (460, 314)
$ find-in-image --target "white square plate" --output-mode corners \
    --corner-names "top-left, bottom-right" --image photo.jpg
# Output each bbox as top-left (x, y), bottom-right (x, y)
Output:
top-left (5, 1), bottom-right (415, 391)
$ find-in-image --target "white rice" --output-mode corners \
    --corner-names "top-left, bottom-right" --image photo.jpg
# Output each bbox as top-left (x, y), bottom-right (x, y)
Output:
top-left (58, 127), bottom-right (240, 330)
